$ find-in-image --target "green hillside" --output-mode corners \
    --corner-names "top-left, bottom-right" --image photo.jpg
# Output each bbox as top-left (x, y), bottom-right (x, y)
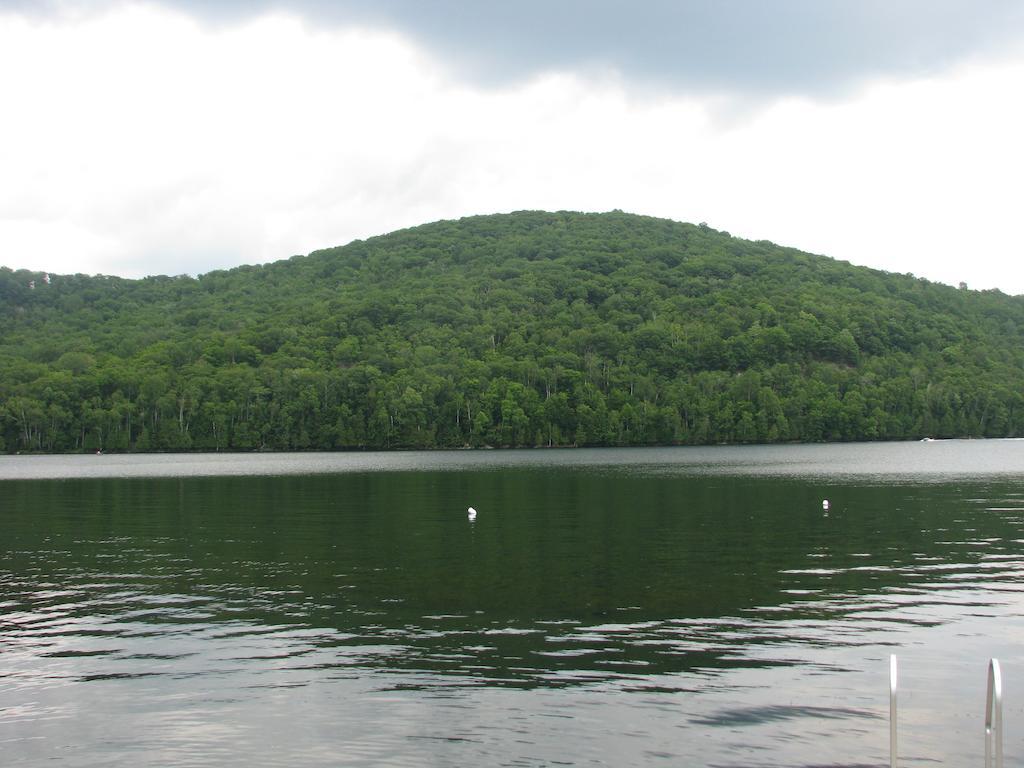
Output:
top-left (2, 210), bottom-right (1022, 452)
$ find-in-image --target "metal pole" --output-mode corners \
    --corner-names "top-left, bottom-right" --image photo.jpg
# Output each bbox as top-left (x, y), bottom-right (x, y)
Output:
top-left (985, 658), bottom-right (1003, 768)
top-left (890, 654), bottom-right (898, 768)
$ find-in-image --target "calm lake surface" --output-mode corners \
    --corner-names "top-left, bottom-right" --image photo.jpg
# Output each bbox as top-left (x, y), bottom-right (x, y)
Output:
top-left (2, 441), bottom-right (1024, 767)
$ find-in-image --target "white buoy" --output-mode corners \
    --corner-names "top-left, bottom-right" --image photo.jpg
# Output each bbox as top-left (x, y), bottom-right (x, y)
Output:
top-left (822, 499), bottom-right (830, 511)
top-left (467, 507), bottom-right (477, 521)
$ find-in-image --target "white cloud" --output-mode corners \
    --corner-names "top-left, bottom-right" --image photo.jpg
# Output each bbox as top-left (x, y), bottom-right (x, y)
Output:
top-left (0, 4), bottom-right (1022, 294)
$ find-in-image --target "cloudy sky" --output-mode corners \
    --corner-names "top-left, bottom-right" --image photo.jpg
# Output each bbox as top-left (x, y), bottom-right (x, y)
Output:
top-left (1, 1), bottom-right (1023, 294)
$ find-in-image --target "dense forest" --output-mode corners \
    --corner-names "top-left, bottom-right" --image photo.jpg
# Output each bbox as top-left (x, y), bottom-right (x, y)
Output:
top-left (1, 210), bottom-right (1023, 453)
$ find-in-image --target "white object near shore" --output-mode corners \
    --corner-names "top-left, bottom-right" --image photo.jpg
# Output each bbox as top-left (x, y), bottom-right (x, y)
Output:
top-left (822, 499), bottom-right (830, 511)
top-left (467, 507), bottom-right (477, 521)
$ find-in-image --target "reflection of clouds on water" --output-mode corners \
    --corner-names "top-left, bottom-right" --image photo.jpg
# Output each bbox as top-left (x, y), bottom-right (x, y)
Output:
top-left (687, 703), bottom-right (881, 726)
top-left (2, 447), bottom-right (1023, 765)
top-left (2, 439), bottom-right (1024, 481)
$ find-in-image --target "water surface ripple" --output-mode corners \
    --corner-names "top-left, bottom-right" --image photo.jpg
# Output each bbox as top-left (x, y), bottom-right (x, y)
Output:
top-left (2, 441), bottom-right (1024, 766)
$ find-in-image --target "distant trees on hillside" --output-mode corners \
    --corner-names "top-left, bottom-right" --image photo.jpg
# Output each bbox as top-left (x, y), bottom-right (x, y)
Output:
top-left (2, 211), bottom-right (1022, 452)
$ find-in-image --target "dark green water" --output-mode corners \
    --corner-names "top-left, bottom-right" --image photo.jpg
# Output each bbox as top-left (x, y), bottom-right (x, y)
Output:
top-left (2, 443), bottom-right (1024, 766)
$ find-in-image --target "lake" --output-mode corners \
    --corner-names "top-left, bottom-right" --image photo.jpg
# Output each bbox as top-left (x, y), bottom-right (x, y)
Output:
top-left (2, 441), bottom-right (1023, 766)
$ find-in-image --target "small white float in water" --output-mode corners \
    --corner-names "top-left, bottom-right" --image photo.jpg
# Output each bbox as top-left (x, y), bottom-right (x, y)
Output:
top-left (467, 507), bottom-right (477, 521)
top-left (822, 499), bottom-right (830, 511)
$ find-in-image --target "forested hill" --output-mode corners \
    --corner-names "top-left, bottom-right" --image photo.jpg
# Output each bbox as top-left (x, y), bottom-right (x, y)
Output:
top-left (2, 210), bottom-right (1023, 453)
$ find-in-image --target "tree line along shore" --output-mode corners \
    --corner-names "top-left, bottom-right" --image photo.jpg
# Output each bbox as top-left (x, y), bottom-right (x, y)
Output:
top-left (2, 211), bottom-right (1022, 453)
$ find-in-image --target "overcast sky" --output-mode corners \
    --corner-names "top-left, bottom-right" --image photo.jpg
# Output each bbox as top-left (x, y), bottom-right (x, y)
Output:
top-left (2, 1), bottom-right (1023, 294)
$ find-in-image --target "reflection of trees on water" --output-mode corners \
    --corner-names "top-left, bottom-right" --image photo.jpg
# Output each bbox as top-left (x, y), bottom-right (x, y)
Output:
top-left (2, 471), bottom-right (1022, 688)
